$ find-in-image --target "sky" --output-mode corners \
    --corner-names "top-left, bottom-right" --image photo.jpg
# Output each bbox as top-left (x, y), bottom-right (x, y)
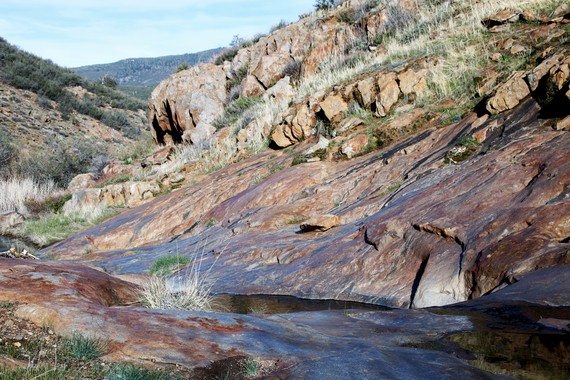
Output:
top-left (0, 0), bottom-right (314, 68)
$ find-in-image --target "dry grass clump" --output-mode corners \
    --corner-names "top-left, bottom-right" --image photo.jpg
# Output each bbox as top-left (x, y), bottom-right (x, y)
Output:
top-left (141, 252), bottom-right (216, 311)
top-left (0, 177), bottom-right (59, 213)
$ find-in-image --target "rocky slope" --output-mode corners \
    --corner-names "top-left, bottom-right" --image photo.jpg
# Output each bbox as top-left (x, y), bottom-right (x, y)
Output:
top-left (50, 0), bottom-right (570, 308)
top-left (1, 0), bottom-right (570, 378)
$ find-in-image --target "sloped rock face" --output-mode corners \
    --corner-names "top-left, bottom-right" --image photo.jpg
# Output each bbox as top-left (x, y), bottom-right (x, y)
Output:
top-left (45, 96), bottom-right (570, 309)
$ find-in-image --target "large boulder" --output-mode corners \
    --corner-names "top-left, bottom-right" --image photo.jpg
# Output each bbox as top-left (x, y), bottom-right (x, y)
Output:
top-left (148, 64), bottom-right (227, 145)
top-left (486, 71), bottom-right (531, 113)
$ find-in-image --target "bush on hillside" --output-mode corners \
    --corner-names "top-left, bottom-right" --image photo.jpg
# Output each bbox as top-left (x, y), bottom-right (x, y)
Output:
top-left (282, 60), bottom-right (303, 85)
top-left (0, 128), bottom-right (14, 178)
top-left (13, 138), bottom-right (106, 187)
top-left (314, 0), bottom-right (346, 11)
top-left (269, 20), bottom-right (289, 33)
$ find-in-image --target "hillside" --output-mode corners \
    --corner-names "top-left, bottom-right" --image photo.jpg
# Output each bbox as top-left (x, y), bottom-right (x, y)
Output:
top-left (0, 37), bottom-right (150, 186)
top-left (72, 48), bottom-right (222, 99)
top-left (1, 0), bottom-right (570, 378)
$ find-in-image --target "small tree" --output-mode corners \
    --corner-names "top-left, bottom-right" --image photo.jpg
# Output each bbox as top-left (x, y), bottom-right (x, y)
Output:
top-left (230, 34), bottom-right (244, 48)
top-left (101, 74), bottom-right (118, 89)
top-left (314, 0), bottom-right (336, 10)
top-left (176, 63), bottom-right (189, 73)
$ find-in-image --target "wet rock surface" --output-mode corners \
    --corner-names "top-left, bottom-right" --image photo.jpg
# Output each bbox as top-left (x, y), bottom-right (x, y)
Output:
top-left (0, 259), bottom-right (567, 378)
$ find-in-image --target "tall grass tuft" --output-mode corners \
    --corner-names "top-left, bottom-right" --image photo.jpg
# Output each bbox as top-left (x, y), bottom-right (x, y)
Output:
top-left (0, 177), bottom-right (59, 213)
top-left (141, 250), bottom-right (216, 312)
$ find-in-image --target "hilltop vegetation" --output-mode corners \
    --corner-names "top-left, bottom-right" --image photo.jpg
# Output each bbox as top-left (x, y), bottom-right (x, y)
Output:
top-left (73, 48), bottom-right (222, 100)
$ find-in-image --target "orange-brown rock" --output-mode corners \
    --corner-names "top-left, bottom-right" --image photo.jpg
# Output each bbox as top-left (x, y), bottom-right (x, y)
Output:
top-left (240, 75), bottom-right (266, 97)
top-left (355, 77), bottom-right (377, 109)
top-left (482, 9), bottom-right (521, 29)
top-left (486, 71), bottom-right (530, 113)
top-left (251, 53), bottom-right (292, 89)
top-left (300, 214), bottom-right (341, 232)
top-left (398, 66), bottom-right (428, 97)
top-left (341, 134), bottom-right (369, 158)
top-left (320, 94), bottom-right (349, 123)
top-left (376, 72), bottom-right (401, 117)
top-left (63, 180), bottom-right (161, 212)
top-left (264, 77), bottom-right (293, 103)
top-left (149, 63), bottom-right (226, 145)
top-left (271, 124), bottom-right (295, 148)
top-left (140, 145), bottom-right (174, 168)
top-left (555, 115), bottom-right (570, 131)
top-left (527, 53), bottom-right (567, 91)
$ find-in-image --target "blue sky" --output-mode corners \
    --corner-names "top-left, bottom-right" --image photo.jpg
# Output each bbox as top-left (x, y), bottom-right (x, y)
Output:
top-left (0, 0), bottom-right (313, 67)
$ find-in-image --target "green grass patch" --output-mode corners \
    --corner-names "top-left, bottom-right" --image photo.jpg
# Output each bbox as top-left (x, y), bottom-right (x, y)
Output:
top-left (95, 174), bottom-right (133, 188)
top-left (213, 96), bottom-right (262, 130)
top-left (0, 301), bottom-right (15, 309)
top-left (63, 332), bottom-right (107, 361)
top-left (381, 181), bottom-right (403, 195)
top-left (107, 364), bottom-right (176, 380)
top-left (21, 206), bottom-right (122, 247)
top-left (241, 358), bottom-right (260, 377)
top-left (149, 254), bottom-right (191, 277)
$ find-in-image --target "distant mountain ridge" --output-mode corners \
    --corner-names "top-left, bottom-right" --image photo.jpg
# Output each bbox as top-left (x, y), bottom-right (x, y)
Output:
top-left (72, 48), bottom-right (222, 87)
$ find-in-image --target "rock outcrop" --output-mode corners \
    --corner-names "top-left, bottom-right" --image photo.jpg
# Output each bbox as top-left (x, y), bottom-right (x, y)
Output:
top-left (149, 64), bottom-right (227, 145)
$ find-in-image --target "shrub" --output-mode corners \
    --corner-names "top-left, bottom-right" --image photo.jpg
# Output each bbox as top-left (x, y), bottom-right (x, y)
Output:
top-left (269, 19), bottom-right (289, 33)
top-left (101, 74), bottom-right (118, 89)
top-left (282, 60), bottom-right (303, 85)
top-left (314, 0), bottom-right (336, 11)
top-left (36, 95), bottom-right (52, 109)
top-left (24, 192), bottom-right (72, 215)
top-left (90, 155), bottom-right (111, 180)
top-left (149, 254), bottom-right (191, 277)
top-left (227, 63), bottom-right (249, 99)
top-left (338, 8), bottom-right (356, 23)
top-left (141, 274), bottom-right (214, 311)
top-left (14, 138), bottom-right (106, 187)
top-left (214, 46), bottom-right (240, 65)
top-left (175, 63), bottom-right (189, 72)
top-left (142, 251), bottom-right (215, 311)
top-left (0, 128), bottom-right (14, 177)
